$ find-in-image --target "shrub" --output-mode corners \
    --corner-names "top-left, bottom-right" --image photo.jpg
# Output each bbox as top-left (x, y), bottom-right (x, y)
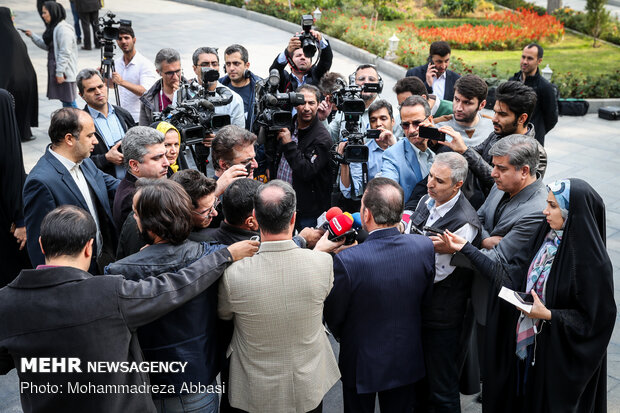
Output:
top-left (553, 70), bottom-right (620, 98)
top-left (440, 0), bottom-right (478, 17)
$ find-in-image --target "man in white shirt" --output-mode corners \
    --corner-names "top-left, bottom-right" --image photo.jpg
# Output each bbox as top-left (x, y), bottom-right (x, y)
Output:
top-left (111, 26), bottom-right (158, 121)
top-left (405, 41), bottom-right (461, 102)
top-left (23, 108), bottom-right (119, 273)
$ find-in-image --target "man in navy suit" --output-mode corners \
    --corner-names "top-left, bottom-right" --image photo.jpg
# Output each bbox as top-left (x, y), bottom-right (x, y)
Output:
top-left (23, 108), bottom-right (119, 273)
top-left (324, 177), bottom-right (435, 413)
top-left (406, 41), bottom-right (461, 102)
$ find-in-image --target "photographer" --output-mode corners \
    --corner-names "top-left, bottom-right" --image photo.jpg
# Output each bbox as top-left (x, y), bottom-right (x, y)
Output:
top-left (338, 100), bottom-right (397, 200)
top-left (326, 64), bottom-right (403, 143)
top-left (139, 48), bottom-right (185, 126)
top-left (274, 85), bottom-right (332, 229)
top-left (269, 24), bottom-right (333, 93)
top-left (112, 26), bottom-right (158, 121)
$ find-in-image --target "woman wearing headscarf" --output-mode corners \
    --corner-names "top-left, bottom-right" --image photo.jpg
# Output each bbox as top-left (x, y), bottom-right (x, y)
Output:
top-left (441, 178), bottom-right (616, 412)
top-left (155, 121), bottom-right (182, 176)
top-left (0, 90), bottom-right (31, 287)
top-left (25, 1), bottom-right (78, 108)
top-left (0, 7), bottom-right (39, 142)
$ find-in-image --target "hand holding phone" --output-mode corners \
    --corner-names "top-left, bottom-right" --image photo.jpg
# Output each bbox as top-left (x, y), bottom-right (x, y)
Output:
top-left (514, 291), bottom-right (534, 304)
top-left (423, 225), bottom-right (444, 236)
top-left (419, 125), bottom-right (446, 141)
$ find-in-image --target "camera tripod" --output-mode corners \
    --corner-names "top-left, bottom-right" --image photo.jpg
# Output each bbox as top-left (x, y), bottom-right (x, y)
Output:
top-left (100, 42), bottom-right (120, 106)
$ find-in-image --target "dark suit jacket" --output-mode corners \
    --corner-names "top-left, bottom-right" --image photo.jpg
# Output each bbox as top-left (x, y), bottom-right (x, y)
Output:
top-left (23, 148), bottom-right (119, 270)
top-left (324, 227), bottom-right (435, 393)
top-left (0, 251), bottom-right (232, 413)
top-left (83, 104), bottom-right (136, 177)
top-left (269, 41), bottom-right (333, 92)
top-left (406, 64), bottom-right (461, 101)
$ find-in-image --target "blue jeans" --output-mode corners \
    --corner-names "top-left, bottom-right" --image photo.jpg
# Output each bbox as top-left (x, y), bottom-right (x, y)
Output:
top-left (69, 1), bottom-right (81, 39)
top-left (61, 100), bottom-right (77, 108)
top-left (154, 380), bottom-right (219, 413)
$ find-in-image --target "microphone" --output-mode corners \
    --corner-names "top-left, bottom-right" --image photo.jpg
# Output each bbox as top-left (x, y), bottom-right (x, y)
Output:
top-left (316, 207), bottom-right (343, 230)
top-left (328, 214), bottom-right (354, 241)
top-left (351, 212), bottom-right (362, 230)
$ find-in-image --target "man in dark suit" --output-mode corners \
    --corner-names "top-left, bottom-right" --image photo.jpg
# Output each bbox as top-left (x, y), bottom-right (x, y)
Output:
top-left (78, 68), bottom-right (136, 178)
top-left (0, 205), bottom-right (257, 413)
top-left (23, 108), bottom-right (119, 273)
top-left (324, 177), bottom-right (435, 413)
top-left (406, 41), bottom-right (461, 102)
top-left (269, 28), bottom-right (332, 92)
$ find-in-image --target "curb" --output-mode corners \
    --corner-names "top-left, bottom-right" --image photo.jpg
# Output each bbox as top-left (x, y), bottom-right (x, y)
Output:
top-left (169, 0), bottom-right (619, 110)
top-left (167, 0), bottom-right (407, 80)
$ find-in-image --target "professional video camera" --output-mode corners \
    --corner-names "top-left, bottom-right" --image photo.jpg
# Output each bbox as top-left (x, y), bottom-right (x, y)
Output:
top-left (297, 15), bottom-right (319, 59)
top-left (96, 12), bottom-right (131, 105)
top-left (253, 69), bottom-right (305, 155)
top-left (154, 68), bottom-right (233, 171)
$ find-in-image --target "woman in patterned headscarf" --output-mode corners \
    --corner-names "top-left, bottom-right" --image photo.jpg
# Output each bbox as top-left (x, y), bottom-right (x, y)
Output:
top-left (441, 178), bottom-right (615, 413)
top-left (155, 121), bottom-right (182, 176)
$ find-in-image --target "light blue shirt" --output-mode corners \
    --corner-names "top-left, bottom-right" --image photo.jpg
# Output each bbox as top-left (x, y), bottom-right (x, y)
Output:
top-left (340, 139), bottom-right (385, 199)
top-left (87, 103), bottom-right (125, 178)
top-left (407, 139), bottom-right (434, 177)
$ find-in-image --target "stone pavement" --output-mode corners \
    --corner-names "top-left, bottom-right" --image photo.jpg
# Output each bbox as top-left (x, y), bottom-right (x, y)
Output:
top-left (1, 0), bottom-right (619, 411)
top-left (528, 0), bottom-right (620, 18)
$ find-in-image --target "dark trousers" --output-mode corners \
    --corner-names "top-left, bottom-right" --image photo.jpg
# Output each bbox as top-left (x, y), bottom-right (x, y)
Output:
top-left (420, 326), bottom-right (462, 413)
top-left (69, 1), bottom-right (81, 39)
top-left (235, 401), bottom-right (322, 413)
top-left (78, 10), bottom-right (99, 49)
top-left (343, 383), bottom-right (416, 413)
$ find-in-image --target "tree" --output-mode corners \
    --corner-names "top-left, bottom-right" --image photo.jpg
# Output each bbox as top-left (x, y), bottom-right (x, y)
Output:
top-left (547, 0), bottom-right (562, 13)
top-left (585, 0), bottom-right (611, 47)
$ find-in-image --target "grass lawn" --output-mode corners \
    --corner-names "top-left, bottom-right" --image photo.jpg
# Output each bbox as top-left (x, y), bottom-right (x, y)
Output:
top-left (453, 32), bottom-right (620, 78)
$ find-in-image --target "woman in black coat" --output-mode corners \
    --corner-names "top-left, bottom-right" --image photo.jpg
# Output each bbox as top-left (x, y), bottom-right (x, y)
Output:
top-left (0, 7), bottom-right (38, 141)
top-left (441, 178), bottom-right (616, 412)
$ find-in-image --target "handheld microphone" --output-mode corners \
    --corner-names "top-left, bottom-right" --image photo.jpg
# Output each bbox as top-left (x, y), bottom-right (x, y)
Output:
top-left (328, 214), bottom-right (354, 241)
top-left (351, 212), bottom-right (362, 230)
top-left (316, 206), bottom-right (343, 230)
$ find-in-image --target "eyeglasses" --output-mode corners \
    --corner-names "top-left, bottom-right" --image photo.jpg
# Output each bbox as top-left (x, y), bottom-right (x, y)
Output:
top-left (401, 116), bottom-right (430, 130)
top-left (163, 69), bottom-right (182, 78)
top-left (194, 198), bottom-right (220, 217)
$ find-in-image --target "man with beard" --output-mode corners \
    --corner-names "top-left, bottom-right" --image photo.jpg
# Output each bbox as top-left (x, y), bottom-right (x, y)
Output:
top-left (111, 26), bottom-right (158, 121)
top-left (381, 96), bottom-right (435, 202)
top-left (139, 48), bottom-right (184, 125)
top-left (509, 43), bottom-right (558, 146)
top-left (327, 64), bottom-right (403, 143)
top-left (436, 75), bottom-right (493, 147)
top-left (438, 81), bottom-right (546, 196)
top-left (275, 85), bottom-right (332, 229)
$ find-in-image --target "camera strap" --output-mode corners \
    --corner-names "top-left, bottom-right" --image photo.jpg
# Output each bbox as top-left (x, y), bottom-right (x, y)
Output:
top-left (351, 162), bottom-right (369, 201)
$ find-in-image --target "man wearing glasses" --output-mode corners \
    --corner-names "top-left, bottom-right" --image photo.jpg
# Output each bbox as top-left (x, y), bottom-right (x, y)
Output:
top-left (381, 95), bottom-right (435, 202)
top-left (326, 64), bottom-right (403, 143)
top-left (139, 48), bottom-right (185, 126)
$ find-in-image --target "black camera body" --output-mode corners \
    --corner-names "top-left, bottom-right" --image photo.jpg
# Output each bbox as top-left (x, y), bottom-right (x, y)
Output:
top-left (296, 15), bottom-right (318, 59)
top-left (96, 12), bottom-right (131, 61)
top-left (253, 69), bottom-right (305, 153)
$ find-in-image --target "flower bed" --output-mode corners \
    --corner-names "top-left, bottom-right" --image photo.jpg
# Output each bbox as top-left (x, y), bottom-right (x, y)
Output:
top-left (404, 8), bottom-right (564, 50)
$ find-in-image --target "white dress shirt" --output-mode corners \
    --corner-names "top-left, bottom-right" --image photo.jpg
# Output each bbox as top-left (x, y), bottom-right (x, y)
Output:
top-left (432, 72), bottom-right (447, 101)
top-left (424, 192), bottom-right (477, 283)
top-left (115, 51), bottom-right (159, 121)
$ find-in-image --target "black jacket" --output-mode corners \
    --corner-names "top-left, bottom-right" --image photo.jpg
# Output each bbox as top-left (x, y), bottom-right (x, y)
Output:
top-left (83, 104), bottom-right (136, 177)
top-left (0, 251), bottom-right (232, 413)
top-left (272, 116), bottom-right (333, 220)
top-left (105, 241), bottom-right (227, 395)
top-left (406, 64), bottom-right (461, 101)
top-left (269, 41), bottom-right (333, 92)
top-left (219, 71), bottom-right (262, 130)
top-left (509, 69), bottom-right (558, 145)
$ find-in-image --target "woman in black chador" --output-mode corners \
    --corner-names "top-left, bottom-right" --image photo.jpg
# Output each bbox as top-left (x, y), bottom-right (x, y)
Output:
top-left (442, 178), bottom-right (616, 412)
top-left (0, 7), bottom-right (39, 141)
top-left (0, 89), bottom-right (31, 286)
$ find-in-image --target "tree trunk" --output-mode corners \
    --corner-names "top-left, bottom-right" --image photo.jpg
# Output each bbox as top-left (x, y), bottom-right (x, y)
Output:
top-left (547, 0), bottom-right (562, 13)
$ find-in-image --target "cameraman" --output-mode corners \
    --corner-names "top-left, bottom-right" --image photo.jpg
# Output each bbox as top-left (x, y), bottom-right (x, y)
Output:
top-left (112, 26), bottom-right (158, 122)
top-left (274, 85), bottom-right (332, 230)
top-left (338, 100), bottom-right (397, 200)
top-left (269, 29), bottom-right (333, 93)
top-left (325, 64), bottom-right (403, 143)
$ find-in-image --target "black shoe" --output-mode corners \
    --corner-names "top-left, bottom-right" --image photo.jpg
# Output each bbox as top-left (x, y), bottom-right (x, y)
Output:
top-left (77, 37), bottom-right (82, 45)
top-left (81, 46), bottom-right (92, 51)
top-left (21, 135), bottom-right (36, 142)
top-left (476, 393), bottom-right (482, 403)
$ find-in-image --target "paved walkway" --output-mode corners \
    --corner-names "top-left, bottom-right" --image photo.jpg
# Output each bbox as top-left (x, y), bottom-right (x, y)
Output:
top-left (1, 0), bottom-right (619, 412)
top-left (529, 0), bottom-right (620, 18)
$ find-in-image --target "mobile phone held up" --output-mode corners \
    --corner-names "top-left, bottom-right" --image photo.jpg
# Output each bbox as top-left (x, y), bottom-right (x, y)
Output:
top-left (423, 225), bottom-right (444, 236)
top-left (514, 291), bottom-right (534, 304)
top-left (418, 125), bottom-right (446, 141)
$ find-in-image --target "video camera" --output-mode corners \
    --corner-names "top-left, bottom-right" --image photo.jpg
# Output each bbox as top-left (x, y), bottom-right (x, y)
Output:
top-left (253, 69), bottom-right (305, 154)
top-left (330, 79), bottom-right (382, 164)
top-left (153, 68), bottom-right (233, 170)
top-left (96, 12), bottom-right (131, 105)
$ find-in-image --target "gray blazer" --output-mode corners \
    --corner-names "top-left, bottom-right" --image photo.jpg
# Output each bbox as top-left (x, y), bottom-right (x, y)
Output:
top-left (218, 240), bottom-right (340, 413)
top-left (471, 178), bottom-right (548, 324)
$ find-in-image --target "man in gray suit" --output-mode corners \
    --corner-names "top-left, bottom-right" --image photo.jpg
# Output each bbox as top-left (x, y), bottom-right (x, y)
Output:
top-left (218, 180), bottom-right (340, 413)
top-left (437, 134), bottom-right (548, 323)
